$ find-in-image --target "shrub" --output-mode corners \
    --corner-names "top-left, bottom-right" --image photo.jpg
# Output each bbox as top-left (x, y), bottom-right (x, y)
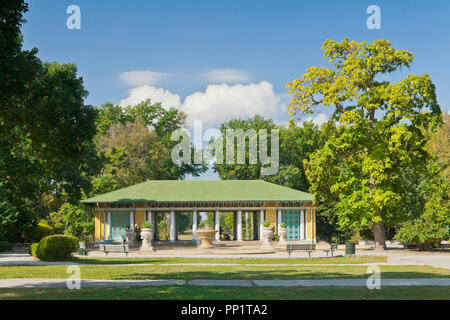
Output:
top-left (53, 223), bottom-right (65, 234)
top-left (59, 203), bottom-right (94, 240)
top-left (29, 243), bottom-right (39, 257)
top-left (263, 220), bottom-right (271, 228)
top-left (141, 221), bottom-right (151, 228)
top-left (0, 241), bottom-right (13, 252)
top-left (280, 222), bottom-right (286, 228)
top-left (36, 235), bottom-right (79, 261)
top-left (22, 222), bottom-right (54, 242)
top-left (395, 218), bottom-right (448, 251)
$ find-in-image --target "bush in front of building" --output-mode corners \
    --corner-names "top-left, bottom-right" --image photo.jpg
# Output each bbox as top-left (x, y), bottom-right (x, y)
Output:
top-left (29, 243), bottom-right (39, 257)
top-left (36, 235), bottom-right (79, 261)
top-left (22, 222), bottom-right (55, 243)
top-left (0, 241), bottom-right (13, 252)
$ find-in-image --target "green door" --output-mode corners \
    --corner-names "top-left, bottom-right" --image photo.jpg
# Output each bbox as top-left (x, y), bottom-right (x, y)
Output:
top-left (111, 212), bottom-right (128, 241)
top-left (282, 209), bottom-right (300, 241)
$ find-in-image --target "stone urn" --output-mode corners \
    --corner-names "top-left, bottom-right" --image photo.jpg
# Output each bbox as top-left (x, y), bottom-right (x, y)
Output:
top-left (140, 227), bottom-right (154, 252)
top-left (125, 229), bottom-right (136, 247)
top-left (278, 227), bottom-right (287, 244)
top-left (196, 227), bottom-right (218, 249)
top-left (260, 226), bottom-right (274, 250)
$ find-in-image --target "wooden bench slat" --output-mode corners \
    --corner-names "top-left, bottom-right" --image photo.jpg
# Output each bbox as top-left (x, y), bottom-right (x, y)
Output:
top-left (101, 244), bottom-right (130, 256)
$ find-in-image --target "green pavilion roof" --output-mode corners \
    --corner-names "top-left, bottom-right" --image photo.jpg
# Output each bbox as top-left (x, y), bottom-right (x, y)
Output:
top-left (81, 180), bottom-right (314, 204)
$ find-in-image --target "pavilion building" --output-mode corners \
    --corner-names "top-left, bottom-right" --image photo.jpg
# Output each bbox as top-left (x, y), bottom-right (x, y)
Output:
top-left (81, 180), bottom-right (316, 245)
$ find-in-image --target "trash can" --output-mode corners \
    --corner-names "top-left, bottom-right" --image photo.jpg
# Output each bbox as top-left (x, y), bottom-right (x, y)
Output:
top-left (345, 241), bottom-right (356, 255)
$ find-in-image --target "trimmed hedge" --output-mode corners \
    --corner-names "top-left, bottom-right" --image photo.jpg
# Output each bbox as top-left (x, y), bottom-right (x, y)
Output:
top-left (0, 241), bottom-right (13, 252)
top-left (36, 235), bottom-right (79, 261)
top-left (23, 222), bottom-right (55, 242)
top-left (29, 243), bottom-right (39, 257)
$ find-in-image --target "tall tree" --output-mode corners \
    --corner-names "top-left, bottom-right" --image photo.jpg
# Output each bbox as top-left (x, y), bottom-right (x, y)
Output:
top-left (97, 121), bottom-right (170, 187)
top-left (213, 115), bottom-right (326, 192)
top-left (213, 115), bottom-right (277, 180)
top-left (287, 39), bottom-right (442, 249)
top-left (95, 100), bottom-right (206, 182)
top-left (0, 1), bottom-right (98, 240)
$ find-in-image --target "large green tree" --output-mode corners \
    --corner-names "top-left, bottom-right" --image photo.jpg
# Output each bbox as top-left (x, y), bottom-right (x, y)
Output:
top-left (287, 39), bottom-right (442, 249)
top-left (0, 1), bottom-right (98, 240)
top-left (213, 115), bottom-right (326, 192)
top-left (97, 121), bottom-right (170, 187)
top-left (95, 100), bottom-right (206, 183)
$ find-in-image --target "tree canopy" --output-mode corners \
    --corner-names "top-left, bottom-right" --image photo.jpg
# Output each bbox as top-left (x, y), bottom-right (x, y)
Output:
top-left (286, 39), bottom-right (442, 249)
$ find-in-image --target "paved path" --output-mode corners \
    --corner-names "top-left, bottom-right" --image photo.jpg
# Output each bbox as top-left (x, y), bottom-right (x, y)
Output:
top-left (1, 253), bottom-right (449, 269)
top-left (0, 278), bottom-right (449, 288)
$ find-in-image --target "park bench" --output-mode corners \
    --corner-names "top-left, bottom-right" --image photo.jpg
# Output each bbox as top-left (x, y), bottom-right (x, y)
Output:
top-left (101, 243), bottom-right (130, 256)
top-left (286, 243), bottom-right (316, 258)
top-left (78, 242), bottom-right (88, 256)
top-left (323, 242), bottom-right (339, 257)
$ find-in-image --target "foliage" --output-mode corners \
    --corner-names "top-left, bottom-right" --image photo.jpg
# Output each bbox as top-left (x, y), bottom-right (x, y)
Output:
top-left (87, 174), bottom-right (119, 198)
top-left (213, 115), bottom-right (277, 180)
top-left (177, 212), bottom-right (192, 234)
top-left (266, 121), bottom-right (327, 191)
top-left (422, 163), bottom-right (450, 226)
top-left (141, 221), bottom-right (151, 228)
top-left (53, 223), bottom-right (65, 234)
top-left (97, 121), bottom-right (172, 187)
top-left (287, 39), bottom-right (442, 248)
top-left (57, 204), bottom-right (94, 240)
top-left (422, 113), bottom-right (450, 226)
top-left (36, 235), bottom-right (79, 261)
top-left (0, 1), bottom-right (98, 241)
top-left (220, 212), bottom-right (235, 236)
top-left (263, 220), bottom-right (271, 227)
top-left (280, 222), bottom-right (286, 228)
top-left (156, 214), bottom-right (170, 240)
top-left (315, 203), bottom-right (356, 243)
top-left (22, 222), bottom-right (54, 243)
top-left (95, 100), bottom-right (207, 184)
top-left (0, 241), bottom-right (13, 252)
top-left (213, 115), bottom-right (326, 189)
top-left (395, 218), bottom-right (449, 250)
top-left (0, 183), bottom-right (23, 241)
top-left (425, 112), bottom-right (450, 180)
top-left (29, 243), bottom-right (39, 257)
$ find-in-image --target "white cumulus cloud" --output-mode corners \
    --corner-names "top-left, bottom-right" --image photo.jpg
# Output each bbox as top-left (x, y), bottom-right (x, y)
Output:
top-left (119, 85), bottom-right (181, 109)
top-left (181, 81), bottom-right (284, 126)
top-left (301, 113), bottom-right (329, 126)
top-left (203, 69), bottom-right (251, 83)
top-left (119, 70), bottom-right (170, 87)
top-left (118, 81), bottom-right (286, 127)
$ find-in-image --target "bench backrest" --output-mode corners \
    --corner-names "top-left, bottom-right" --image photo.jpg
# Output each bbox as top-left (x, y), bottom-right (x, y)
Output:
top-left (102, 244), bottom-right (129, 252)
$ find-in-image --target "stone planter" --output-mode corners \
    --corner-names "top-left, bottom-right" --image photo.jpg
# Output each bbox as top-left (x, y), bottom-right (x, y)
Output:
top-left (140, 228), bottom-right (154, 252)
top-left (196, 228), bottom-right (218, 249)
top-left (260, 226), bottom-right (274, 250)
top-left (278, 227), bottom-right (287, 244)
top-left (125, 230), bottom-right (136, 247)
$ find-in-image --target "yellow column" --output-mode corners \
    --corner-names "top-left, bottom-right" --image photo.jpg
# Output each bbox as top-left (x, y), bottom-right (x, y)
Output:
top-left (306, 208), bottom-right (311, 239)
top-left (313, 207), bottom-right (316, 239)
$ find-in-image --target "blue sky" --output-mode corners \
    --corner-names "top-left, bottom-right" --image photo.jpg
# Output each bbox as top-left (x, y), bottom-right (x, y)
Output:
top-left (22, 0), bottom-right (450, 179)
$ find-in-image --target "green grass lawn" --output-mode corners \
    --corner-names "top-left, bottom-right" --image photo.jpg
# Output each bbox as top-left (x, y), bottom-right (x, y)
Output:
top-left (66, 255), bottom-right (387, 265)
top-left (0, 286), bottom-right (448, 300)
top-left (0, 264), bottom-right (449, 280)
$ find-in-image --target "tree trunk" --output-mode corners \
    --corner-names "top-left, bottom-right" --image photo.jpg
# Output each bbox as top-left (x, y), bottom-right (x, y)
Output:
top-left (373, 221), bottom-right (386, 250)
